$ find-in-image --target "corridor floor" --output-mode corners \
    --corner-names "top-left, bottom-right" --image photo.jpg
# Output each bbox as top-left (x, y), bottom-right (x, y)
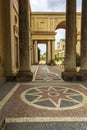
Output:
top-left (0, 65), bottom-right (87, 130)
top-left (33, 65), bottom-right (62, 82)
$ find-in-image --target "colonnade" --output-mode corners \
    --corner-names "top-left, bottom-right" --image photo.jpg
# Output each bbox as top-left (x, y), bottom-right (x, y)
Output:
top-left (62, 0), bottom-right (87, 81)
top-left (17, 0), bottom-right (87, 81)
top-left (31, 40), bottom-right (55, 64)
top-left (10, 0), bottom-right (87, 81)
top-left (1, 0), bottom-right (87, 82)
top-left (14, 0), bottom-right (87, 81)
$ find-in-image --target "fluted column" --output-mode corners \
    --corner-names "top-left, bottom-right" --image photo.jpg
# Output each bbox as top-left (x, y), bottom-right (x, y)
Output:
top-left (80, 0), bottom-right (87, 80)
top-left (34, 40), bottom-right (38, 64)
top-left (51, 40), bottom-right (55, 59)
top-left (47, 40), bottom-right (51, 64)
top-left (16, 0), bottom-right (33, 81)
top-left (62, 0), bottom-right (76, 81)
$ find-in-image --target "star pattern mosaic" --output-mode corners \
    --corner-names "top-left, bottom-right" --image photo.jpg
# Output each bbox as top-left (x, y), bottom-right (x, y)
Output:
top-left (21, 86), bottom-right (85, 110)
top-left (35, 65), bottom-right (61, 81)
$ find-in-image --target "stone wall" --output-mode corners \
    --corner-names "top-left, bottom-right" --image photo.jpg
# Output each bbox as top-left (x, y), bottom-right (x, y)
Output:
top-left (0, 0), bottom-right (19, 83)
top-left (6, 0), bottom-right (19, 77)
top-left (0, 0), bottom-right (7, 83)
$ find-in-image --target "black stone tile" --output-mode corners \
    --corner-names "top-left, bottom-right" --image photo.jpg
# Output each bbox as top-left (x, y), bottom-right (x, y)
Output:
top-left (66, 89), bottom-right (79, 94)
top-left (34, 99), bottom-right (56, 107)
top-left (27, 89), bottom-right (39, 94)
top-left (60, 99), bottom-right (78, 108)
top-left (38, 87), bottom-right (50, 90)
top-left (6, 122), bottom-right (87, 130)
top-left (0, 82), bottom-right (17, 101)
top-left (69, 95), bottom-right (83, 102)
top-left (25, 95), bottom-right (39, 102)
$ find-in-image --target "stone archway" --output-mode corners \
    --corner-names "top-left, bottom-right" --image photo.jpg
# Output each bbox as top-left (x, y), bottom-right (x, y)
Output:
top-left (55, 20), bottom-right (80, 67)
top-left (55, 21), bottom-right (66, 65)
top-left (55, 21), bottom-right (66, 30)
top-left (38, 43), bottom-right (46, 64)
top-left (31, 12), bottom-right (81, 67)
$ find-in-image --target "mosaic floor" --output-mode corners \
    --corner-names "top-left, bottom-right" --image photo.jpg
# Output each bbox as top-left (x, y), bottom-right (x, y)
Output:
top-left (0, 83), bottom-right (87, 119)
top-left (21, 85), bottom-right (85, 110)
top-left (1, 65), bottom-right (87, 129)
top-left (34, 65), bottom-right (61, 81)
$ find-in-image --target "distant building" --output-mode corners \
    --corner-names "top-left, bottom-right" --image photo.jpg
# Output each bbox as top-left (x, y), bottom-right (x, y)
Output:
top-left (57, 39), bottom-right (65, 58)
top-left (56, 38), bottom-right (80, 59)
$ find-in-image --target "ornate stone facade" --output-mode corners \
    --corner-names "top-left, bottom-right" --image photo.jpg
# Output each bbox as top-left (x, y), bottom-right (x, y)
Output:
top-left (0, 0), bottom-right (20, 83)
top-left (57, 39), bottom-right (65, 58)
top-left (31, 12), bottom-right (81, 64)
top-left (0, 0), bottom-right (33, 83)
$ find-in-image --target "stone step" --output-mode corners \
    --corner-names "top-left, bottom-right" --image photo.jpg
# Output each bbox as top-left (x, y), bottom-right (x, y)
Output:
top-left (0, 119), bottom-right (6, 130)
top-left (6, 122), bottom-right (87, 130)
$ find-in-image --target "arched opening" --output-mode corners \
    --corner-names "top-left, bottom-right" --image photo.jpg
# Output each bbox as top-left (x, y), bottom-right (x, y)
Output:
top-left (38, 43), bottom-right (46, 64)
top-left (55, 21), bottom-right (66, 67)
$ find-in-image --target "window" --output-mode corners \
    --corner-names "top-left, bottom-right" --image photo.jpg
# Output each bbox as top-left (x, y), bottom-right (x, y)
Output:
top-left (40, 22), bottom-right (45, 29)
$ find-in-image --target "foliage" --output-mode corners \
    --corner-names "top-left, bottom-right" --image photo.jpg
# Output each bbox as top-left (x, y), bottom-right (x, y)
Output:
top-left (55, 55), bottom-right (59, 61)
top-left (38, 48), bottom-right (40, 62)
top-left (48, 59), bottom-right (56, 66)
top-left (76, 53), bottom-right (80, 66)
top-left (40, 55), bottom-right (46, 61)
top-left (55, 55), bottom-right (64, 62)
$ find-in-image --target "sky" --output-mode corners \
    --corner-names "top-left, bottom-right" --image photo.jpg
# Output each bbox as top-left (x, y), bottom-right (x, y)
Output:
top-left (30, 0), bottom-right (82, 12)
top-left (30, 0), bottom-right (82, 54)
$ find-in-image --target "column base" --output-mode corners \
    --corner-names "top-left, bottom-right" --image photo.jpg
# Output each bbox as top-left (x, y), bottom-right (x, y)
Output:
top-left (6, 75), bottom-right (16, 82)
top-left (33, 63), bottom-right (38, 65)
top-left (6, 70), bottom-right (19, 82)
top-left (16, 71), bottom-right (33, 82)
top-left (62, 70), bottom-right (77, 81)
top-left (77, 70), bottom-right (87, 81)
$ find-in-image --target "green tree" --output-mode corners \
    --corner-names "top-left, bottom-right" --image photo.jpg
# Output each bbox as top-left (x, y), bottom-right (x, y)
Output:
top-left (38, 48), bottom-right (40, 62)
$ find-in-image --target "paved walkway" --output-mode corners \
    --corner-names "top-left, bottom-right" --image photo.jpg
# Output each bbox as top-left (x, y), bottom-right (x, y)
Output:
top-left (33, 65), bottom-right (62, 82)
top-left (0, 65), bottom-right (87, 130)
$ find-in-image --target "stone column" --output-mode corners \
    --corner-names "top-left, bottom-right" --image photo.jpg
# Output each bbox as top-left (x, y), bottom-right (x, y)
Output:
top-left (31, 45), bottom-right (34, 64)
top-left (16, 0), bottom-right (33, 82)
top-left (51, 40), bottom-right (55, 59)
top-left (47, 40), bottom-right (51, 64)
top-left (80, 0), bottom-right (87, 80)
top-left (62, 0), bottom-right (77, 81)
top-left (76, 32), bottom-right (81, 56)
top-left (34, 40), bottom-right (38, 64)
top-left (0, 0), bottom-right (6, 84)
top-left (46, 44), bottom-right (48, 64)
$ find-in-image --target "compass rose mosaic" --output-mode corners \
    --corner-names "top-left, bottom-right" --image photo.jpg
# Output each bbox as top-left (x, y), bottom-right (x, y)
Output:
top-left (21, 86), bottom-right (85, 110)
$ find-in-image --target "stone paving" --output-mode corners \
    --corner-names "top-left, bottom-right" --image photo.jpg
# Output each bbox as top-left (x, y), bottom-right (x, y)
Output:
top-left (0, 82), bottom-right (17, 101)
top-left (1, 83), bottom-right (87, 118)
top-left (33, 65), bottom-right (62, 82)
top-left (6, 122), bottom-right (87, 130)
top-left (0, 65), bottom-right (87, 130)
